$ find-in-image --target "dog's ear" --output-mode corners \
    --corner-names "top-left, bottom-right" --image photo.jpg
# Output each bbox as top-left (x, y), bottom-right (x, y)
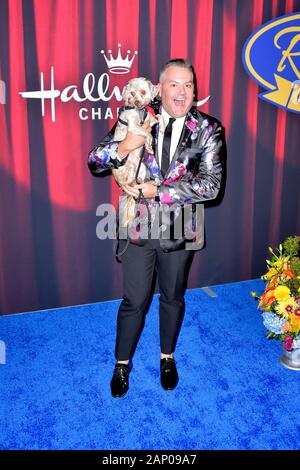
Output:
top-left (150, 83), bottom-right (159, 100)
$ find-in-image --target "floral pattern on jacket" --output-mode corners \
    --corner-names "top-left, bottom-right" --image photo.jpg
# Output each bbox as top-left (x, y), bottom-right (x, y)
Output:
top-left (157, 115), bottom-right (223, 206)
top-left (88, 106), bottom-right (225, 251)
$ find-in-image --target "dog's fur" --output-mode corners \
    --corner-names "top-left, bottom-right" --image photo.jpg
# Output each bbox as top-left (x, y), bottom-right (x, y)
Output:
top-left (112, 77), bottom-right (159, 226)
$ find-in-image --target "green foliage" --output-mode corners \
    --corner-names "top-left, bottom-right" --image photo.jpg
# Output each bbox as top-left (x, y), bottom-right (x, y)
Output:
top-left (267, 331), bottom-right (283, 341)
top-left (290, 256), bottom-right (300, 277)
top-left (283, 236), bottom-right (300, 257)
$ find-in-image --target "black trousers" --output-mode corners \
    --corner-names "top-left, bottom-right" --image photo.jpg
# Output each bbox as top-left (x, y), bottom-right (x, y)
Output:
top-left (115, 239), bottom-right (194, 361)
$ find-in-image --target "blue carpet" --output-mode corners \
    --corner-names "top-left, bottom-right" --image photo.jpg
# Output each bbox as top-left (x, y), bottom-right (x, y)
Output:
top-left (0, 279), bottom-right (299, 450)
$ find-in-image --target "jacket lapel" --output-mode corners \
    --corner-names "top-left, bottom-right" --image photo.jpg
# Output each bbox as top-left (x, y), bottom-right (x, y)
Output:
top-left (169, 109), bottom-right (204, 168)
top-left (148, 107), bottom-right (204, 178)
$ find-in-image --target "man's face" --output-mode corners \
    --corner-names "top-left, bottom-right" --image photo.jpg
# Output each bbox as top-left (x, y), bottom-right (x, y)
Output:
top-left (158, 66), bottom-right (194, 118)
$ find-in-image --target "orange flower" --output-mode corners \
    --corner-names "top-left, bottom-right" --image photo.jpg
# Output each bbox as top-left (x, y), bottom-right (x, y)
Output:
top-left (289, 314), bottom-right (300, 333)
top-left (282, 322), bottom-right (292, 332)
top-left (268, 275), bottom-right (280, 288)
top-left (282, 269), bottom-right (294, 279)
top-left (260, 288), bottom-right (276, 306)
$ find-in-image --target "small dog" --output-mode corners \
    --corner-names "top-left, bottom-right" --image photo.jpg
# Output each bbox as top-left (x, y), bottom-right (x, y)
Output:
top-left (112, 77), bottom-right (159, 226)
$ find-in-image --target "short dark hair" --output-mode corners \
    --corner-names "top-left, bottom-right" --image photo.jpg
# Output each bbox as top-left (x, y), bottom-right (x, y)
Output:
top-left (159, 58), bottom-right (194, 82)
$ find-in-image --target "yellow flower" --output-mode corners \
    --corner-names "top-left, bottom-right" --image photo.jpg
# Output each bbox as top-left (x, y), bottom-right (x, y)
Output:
top-left (274, 285), bottom-right (291, 301)
top-left (263, 268), bottom-right (277, 279)
top-left (274, 259), bottom-right (284, 270)
top-left (275, 298), bottom-right (297, 318)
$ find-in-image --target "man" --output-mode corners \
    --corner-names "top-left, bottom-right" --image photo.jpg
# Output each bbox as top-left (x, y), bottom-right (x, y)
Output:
top-left (88, 59), bottom-right (224, 398)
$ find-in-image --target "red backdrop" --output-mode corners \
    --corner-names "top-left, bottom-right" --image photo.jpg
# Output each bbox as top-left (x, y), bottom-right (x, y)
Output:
top-left (0, 0), bottom-right (299, 314)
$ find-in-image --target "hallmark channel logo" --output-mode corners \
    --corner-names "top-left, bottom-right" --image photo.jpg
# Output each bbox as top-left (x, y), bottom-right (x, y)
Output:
top-left (19, 44), bottom-right (137, 122)
top-left (242, 12), bottom-right (300, 114)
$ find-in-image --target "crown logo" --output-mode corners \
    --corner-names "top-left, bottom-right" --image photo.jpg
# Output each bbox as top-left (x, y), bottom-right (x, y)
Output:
top-left (100, 44), bottom-right (138, 74)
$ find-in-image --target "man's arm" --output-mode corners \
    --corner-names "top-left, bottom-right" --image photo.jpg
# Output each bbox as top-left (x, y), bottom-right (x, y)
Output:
top-left (87, 123), bottom-right (129, 177)
top-left (158, 122), bottom-right (224, 205)
top-left (87, 121), bottom-right (151, 177)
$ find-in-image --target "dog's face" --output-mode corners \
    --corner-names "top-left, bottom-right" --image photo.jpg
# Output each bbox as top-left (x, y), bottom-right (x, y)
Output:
top-left (122, 77), bottom-right (158, 109)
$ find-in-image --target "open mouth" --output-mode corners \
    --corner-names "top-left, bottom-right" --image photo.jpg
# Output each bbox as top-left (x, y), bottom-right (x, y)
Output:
top-left (174, 98), bottom-right (185, 108)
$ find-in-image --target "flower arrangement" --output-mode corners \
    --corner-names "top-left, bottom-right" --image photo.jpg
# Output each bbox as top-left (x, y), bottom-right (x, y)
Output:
top-left (251, 236), bottom-right (300, 351)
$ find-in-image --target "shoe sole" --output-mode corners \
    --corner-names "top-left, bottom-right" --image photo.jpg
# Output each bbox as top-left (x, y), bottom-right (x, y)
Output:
top-left (111, 392), bottom-right (128, 398)
top-left (161, 380), bottom-right (179, 391)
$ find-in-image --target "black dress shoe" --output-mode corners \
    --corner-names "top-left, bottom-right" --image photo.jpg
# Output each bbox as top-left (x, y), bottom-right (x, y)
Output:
top-left (110, 361), bottom-right (132, 398)
top-left (160, 358), bottom-right (178, 391)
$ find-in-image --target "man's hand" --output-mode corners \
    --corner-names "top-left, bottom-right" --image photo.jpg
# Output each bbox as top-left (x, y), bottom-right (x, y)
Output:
top-left (122, 182), bottom-right (157, 199)
top-left (117, 120), bottom-right (151, 158)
